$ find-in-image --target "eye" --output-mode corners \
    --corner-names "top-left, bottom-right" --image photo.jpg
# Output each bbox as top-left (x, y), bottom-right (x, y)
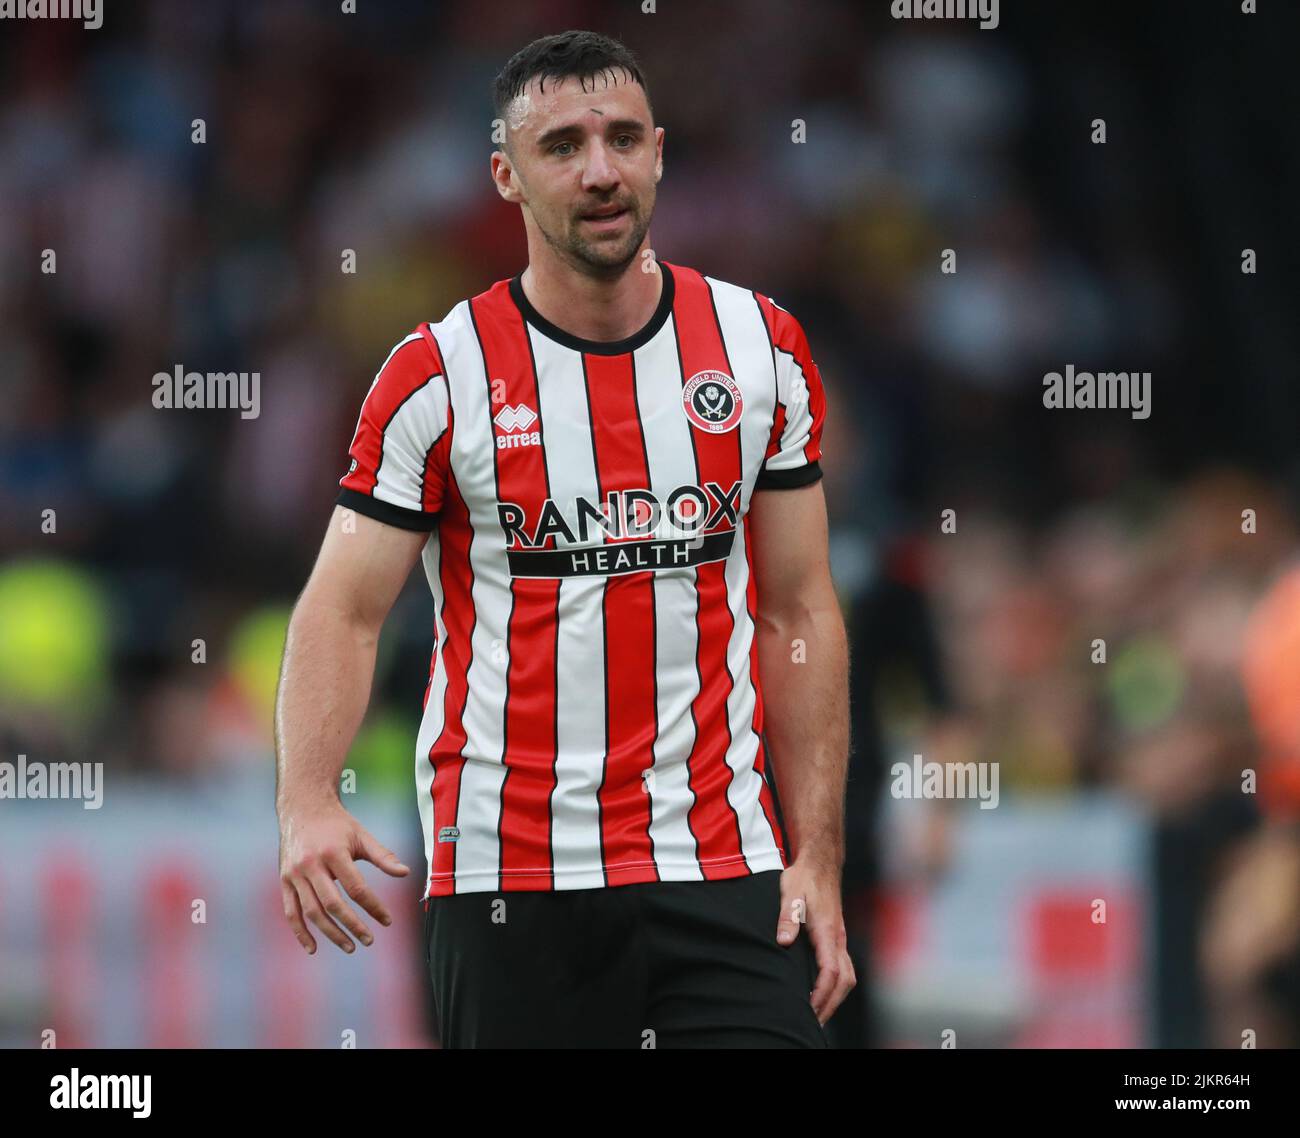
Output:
top-left (613, 134), bottom-right (635, 148)
top-left (551, 141), bottom-right (575, 157)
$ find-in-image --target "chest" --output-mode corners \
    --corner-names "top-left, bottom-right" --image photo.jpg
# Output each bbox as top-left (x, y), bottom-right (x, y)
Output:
top-left (443, 332), bottom-right (778, 542)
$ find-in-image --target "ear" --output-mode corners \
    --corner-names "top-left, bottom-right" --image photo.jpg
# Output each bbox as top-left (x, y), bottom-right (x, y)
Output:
top-left (491, 150), bottom-right (524, 204)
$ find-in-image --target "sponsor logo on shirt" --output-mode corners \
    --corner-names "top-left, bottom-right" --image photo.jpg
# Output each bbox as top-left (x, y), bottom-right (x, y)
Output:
top-left (497, 480), bottom-right (743, 578)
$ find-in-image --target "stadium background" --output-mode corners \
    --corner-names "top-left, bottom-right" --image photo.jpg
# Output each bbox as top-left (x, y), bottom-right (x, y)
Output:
top-left (2, 0), bottom-right (1299, 1048)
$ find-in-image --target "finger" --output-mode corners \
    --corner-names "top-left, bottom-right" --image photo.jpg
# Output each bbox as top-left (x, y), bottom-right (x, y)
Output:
top-left (776, 892), bottom-right (805, 946)
top-left (294, 874), bottom-right (354, 954)
top-left (837, 957), bottom-right (859, 1010)
top-left (333, 856), bottom-right (393, 930)
top-left (297, 871), bottom-right (358, 954)
top-left (808, 929), bottom-right (842, 1019)
top-left (355, 828), bottom-right (410, 880)
top-left (313, 858), bottom-right (375, 947)
top-left (821, 954), bottom-right (858, 1022)
top-left (281, 879), bottom-right (317, 954)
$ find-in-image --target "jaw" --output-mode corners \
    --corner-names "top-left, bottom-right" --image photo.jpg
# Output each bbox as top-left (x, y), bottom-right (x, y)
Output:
top-left (561, 207), bottom-right (651, 273)
top-left (522, 191), bottom-right (655, 276)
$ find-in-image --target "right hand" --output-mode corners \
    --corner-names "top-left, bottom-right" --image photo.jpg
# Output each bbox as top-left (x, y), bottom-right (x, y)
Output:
top-left (279, 798), bottom-right (410, 955)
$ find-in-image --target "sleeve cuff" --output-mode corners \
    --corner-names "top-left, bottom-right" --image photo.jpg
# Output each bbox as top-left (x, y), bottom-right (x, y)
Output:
top-left (336, 487), bottom-right (439, 531)
top-left (754, 460), bottom-right (823, 491)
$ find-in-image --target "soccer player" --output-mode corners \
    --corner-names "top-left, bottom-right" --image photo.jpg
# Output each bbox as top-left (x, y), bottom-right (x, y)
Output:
top-left (275, 29), bottom-right (854, 1048)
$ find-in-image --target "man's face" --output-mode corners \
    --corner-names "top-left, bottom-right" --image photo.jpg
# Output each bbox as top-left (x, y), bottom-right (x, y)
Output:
top-left (494, 68), bottom-right (663, 276)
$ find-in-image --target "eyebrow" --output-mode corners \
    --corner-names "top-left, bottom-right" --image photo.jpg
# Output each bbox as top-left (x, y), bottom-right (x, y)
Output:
top-left (534, 118), bottom-right (647, 151)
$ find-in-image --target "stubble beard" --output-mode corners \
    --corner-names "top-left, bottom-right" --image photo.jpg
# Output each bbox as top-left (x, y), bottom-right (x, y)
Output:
top-left (544, 195), bottom-right (654, 280)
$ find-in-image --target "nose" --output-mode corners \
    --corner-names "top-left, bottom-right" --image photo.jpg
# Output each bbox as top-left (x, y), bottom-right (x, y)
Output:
top-left (580, 138), bottom-right (620, 194)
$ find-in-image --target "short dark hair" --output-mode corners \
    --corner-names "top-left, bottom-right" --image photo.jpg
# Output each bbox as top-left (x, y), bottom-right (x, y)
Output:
top-left (492, 30), bottom-right (653, 135)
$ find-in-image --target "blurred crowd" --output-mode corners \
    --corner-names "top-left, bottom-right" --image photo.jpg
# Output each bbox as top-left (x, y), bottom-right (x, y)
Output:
top-left (913, 472), bottom-right (1300, 1048)
top-left (1, 1), bottom-right (1297, 1048)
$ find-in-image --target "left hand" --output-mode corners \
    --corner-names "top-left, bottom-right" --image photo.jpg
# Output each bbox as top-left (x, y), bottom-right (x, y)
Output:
top-left (776, 859), bottom-right (857, 1025)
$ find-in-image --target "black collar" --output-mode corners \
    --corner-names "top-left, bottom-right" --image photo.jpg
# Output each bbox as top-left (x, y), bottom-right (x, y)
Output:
top-left (509, 260), bottom-right (676, 355)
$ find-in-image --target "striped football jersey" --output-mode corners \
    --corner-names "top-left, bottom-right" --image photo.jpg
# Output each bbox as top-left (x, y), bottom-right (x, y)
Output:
top-left (337, 259), bottom-right (828, 897)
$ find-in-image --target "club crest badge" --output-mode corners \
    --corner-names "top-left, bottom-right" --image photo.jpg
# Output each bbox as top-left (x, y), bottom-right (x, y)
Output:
top-left (682, 370), bottom-right (743, 434)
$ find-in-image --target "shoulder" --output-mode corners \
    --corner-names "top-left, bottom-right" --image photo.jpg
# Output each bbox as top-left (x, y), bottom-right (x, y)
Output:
top-left (402, 282), bottom-right (500, 368)
top-left (696, 264), bottom-right (800, 330)
top-left (667, 261), bottom-right (783, 331)
top-left (665, 259), bottom-right (750, 300)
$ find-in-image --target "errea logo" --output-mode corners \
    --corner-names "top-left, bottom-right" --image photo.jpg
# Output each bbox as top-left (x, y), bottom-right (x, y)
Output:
top-left (494, 403), bottom-right (540, 449)
top-left (494, 403), bottom-right (536, 431)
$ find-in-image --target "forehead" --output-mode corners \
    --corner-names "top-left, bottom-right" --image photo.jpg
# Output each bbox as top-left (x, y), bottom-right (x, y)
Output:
top-left (505, 68), bottom-right (649, 137)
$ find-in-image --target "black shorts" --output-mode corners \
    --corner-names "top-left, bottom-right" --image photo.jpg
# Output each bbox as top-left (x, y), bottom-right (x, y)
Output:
top-left (423, 869), bottom-right (829, 1049)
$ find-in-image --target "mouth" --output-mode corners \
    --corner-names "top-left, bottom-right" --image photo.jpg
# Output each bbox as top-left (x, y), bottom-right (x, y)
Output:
top-left (580, 204), bottom-right (629, 228)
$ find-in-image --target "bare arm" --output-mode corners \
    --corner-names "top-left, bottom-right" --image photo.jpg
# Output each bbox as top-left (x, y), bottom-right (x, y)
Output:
top-left (748, 480), bottom-right (854, 1022)
top-left (274, 506), bottom-right (428, 954)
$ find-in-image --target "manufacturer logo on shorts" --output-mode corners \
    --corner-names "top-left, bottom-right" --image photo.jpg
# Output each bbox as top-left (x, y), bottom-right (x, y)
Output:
top-left (438, 826), bottom-right (460, 843)
top-left (682, 371), bottom-right (742, 434)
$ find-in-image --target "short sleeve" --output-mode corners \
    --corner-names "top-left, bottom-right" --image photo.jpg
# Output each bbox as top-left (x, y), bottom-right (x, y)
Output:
top-left (755, 299), bottom-right (827, 491)
top-left (336, 327), bottom-right (450, 531)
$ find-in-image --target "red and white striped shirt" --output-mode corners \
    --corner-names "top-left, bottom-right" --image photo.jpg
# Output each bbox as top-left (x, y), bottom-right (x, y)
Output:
top-left (338, 260), bottom-right (828, 897)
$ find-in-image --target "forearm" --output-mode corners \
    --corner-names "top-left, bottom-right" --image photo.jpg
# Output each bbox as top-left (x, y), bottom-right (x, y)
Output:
top-left (274, 596), bottom-right (380, 815)
top-left (756, 596), bottom-right (850, 873)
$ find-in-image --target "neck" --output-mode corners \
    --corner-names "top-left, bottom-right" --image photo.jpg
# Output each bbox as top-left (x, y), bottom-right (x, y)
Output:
top-left (519, 244), bottom-right (663, 343)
